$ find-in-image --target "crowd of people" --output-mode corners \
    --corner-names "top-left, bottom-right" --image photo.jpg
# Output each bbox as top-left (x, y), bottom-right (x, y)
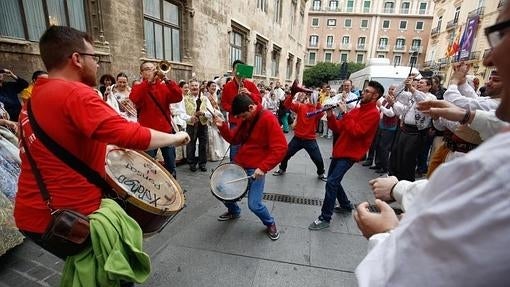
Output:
top-left (1, 2), bottom-right (510, 284)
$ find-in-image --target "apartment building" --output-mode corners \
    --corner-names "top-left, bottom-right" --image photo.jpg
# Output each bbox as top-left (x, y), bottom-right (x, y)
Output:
top-left (0, 0), bottom-right (307, 84)
top-left (305, 0), bottom-right (434, 68)
top-left (424, 0), bottom-right (504, 83)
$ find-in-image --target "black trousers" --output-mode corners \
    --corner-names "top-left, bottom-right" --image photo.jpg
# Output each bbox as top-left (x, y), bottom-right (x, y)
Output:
top-left (389, 125), bottom-right (426, 181)
top-left (374, 128), bottom-right (396, 171)
top-left (279, 136), bottom-right (325, 175)
top-left (186, 123), bottom-right (208, 167)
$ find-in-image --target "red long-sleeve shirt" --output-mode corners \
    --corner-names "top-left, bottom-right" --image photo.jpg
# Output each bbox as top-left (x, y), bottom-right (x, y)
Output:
top-left (220, 79), bottom-right (261, 126)
top-left (130, 79), bottom-right (182, 133)
top-left (284, 95), bottom-right (323, 140)
top-left (15, 78), bottom-right (151, 233)
top-left (328, 101), bottom-right (379, 161)
top-left (218, 106), bottom-right (287, 172)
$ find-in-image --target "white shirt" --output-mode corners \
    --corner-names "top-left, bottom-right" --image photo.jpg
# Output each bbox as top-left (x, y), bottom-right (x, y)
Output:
top-left (356, 131), bottom-right (510, 287)
top-left (324, 91), bottom-right (359, 111)
top-left (397, 89), bottom-right (436, 129)
top-left (444, 84), bottom-right (500, 111)
top-left (470, 110), bottom-right (509, 141)
top-left (273, 87), bottom-right (285, 101)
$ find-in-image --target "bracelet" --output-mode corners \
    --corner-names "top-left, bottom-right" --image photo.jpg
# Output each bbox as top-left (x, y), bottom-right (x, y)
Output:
top-left (459, 108), bottom-right (471, 125)
top-left (389, 182), bottom-right (397, 202)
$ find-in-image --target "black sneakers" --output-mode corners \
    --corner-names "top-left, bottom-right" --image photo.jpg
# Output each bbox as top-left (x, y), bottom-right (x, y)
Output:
top-left (272, 169), bottom-right (285, 176)
top-left (333, 204), bottom-right (354, 213)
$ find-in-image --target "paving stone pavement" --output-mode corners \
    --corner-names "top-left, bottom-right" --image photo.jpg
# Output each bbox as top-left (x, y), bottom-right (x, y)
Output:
top-left (0, 133), bottom-right (382, 287)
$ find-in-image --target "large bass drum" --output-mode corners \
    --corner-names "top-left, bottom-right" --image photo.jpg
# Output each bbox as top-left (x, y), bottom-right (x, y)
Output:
top-left (105, 146), bottom-right (185, 236)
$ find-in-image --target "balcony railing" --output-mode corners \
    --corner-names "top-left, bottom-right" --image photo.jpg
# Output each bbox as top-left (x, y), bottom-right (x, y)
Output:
top-left (377, 44), bottom-right (389, 51)
top-left (446, 19), bottom-right (458, 30)
top-left (438, 57), bottom-right (449, 65)
top-left (363, 7), bottom-right (371, 13)
top-left (326, 43), bottom-right (334, 49)
top-left (483, 48), bottom-right (492, 59)
top-left (309, 43), bottom-right (318, 48)
top-left (469, 51), bottom-right (481, 60)
top-left (394, 45), bottom-right (406, 52)
top-left (400, 8), bottom-right (410, 14)
top-left (431, 26), bottom-right (440, 37)
top-left (418, 8), bottom-right (428, 15)
top-left (383, 8), bottom-right (394, 13)
top-left (468, 7), bottom-right (485, 18)
top-left (409, 46), bottom-right (423, 53)
top-left (340, 43), bottom-right (351, 50)
top-left (356, 43), bottom-right (367, 50)
top-left (312, 5), bottom-right (321, 11)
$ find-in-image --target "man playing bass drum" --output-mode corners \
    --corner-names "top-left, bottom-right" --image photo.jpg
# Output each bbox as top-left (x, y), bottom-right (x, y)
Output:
top-left (214, 94), bottom-right (287, 240)
top-left (15, 26), bottom-right (189, 286)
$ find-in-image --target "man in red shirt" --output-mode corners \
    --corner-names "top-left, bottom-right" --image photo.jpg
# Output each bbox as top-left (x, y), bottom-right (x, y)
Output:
top-left (220, 60), bottom-right (261, 160)
top-left (14, 26), bottom-right (189, 257)
top-left (214, 94), bottom-right (287, 240)
top-left (309, 81), bottom-right (383, 230)
top-left (130, 61), bottom-right (182, 178)
top-left (272, 91), bottom-right (326, 180)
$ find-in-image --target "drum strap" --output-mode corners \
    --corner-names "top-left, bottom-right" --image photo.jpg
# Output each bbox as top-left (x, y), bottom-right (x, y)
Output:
top-left (147, 90), bottom-right (178, 134)
top-left (26, 100), bottom-right (115, 198)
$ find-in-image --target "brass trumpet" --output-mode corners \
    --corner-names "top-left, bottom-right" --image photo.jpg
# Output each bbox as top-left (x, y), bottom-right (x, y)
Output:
top-left (157, 60), bottom-right (172, 75)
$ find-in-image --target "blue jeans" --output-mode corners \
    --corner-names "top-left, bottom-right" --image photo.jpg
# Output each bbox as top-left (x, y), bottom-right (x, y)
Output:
top-left (279, 137), bottom-right (325, 175)
top-left (320, 158), bottom-right (354, 222)
top-left (223, 169), bottom-right (274, 226)
top-left (146, 146), bottom-right (176, 177)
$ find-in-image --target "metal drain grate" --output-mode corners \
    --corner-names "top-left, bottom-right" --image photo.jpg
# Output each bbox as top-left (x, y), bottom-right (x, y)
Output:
top-left (263, 193), bottom-right (323, 206)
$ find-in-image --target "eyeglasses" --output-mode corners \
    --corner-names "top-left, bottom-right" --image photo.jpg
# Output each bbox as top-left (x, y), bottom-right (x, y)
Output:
top-left (76, 52), bottom-right (100, 63)
top-left (485, 18), bottom-right (510, 48)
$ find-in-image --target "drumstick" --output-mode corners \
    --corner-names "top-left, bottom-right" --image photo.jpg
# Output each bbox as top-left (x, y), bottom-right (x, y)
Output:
top-left (206, 106), bottom-right (217, 119)
top-left (224, 175), bottom-right (253, 184)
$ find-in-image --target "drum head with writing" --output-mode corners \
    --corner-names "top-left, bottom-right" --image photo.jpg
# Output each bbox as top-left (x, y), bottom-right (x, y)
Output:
top-left (105, 147), bottom-right (184, 215)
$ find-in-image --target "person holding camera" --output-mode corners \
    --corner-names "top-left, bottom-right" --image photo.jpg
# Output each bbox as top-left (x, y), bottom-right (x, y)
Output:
top-left (0, 68), bottom-right (28, 121)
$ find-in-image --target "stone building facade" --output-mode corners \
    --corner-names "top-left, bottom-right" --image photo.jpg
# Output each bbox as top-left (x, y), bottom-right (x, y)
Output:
top-left (305, 0), bottom-right (434, 68)
top-left (424, 0), bottom-right (504, 84)
top-left (0, 0), bottom-right (308, 86)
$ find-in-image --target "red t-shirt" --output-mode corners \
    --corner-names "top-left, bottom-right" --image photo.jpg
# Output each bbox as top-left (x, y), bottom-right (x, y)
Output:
top-left (129, 79), bottom-right (182, 133)
top-left (14, 78), bottom-right (151, 233)
top-left (328, 101), bottom-right (380, 161)
top-left (218, 106), bottom-right (287, 172)
top-left (220, 79), bottom-right (261, 126)
top-left (284, 95), bottom-right (323, 140)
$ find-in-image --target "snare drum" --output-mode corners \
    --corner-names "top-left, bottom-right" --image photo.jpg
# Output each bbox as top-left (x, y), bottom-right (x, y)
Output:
top-left (210, 163), bottom-right (250, 202)
top-left (105, 147), bottom-right (185, 235)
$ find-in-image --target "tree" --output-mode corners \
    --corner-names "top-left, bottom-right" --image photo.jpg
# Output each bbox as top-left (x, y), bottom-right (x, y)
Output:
top-left (303, 62), bottom-right (365, 87)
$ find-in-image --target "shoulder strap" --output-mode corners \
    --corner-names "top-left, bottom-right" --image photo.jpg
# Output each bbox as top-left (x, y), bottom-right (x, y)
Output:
top-left (26, 101), bottom-right (113, 195)
top-left (147, 89), bottom-right (177, 134)
top-left (19, 123), bottom-right (54, 211)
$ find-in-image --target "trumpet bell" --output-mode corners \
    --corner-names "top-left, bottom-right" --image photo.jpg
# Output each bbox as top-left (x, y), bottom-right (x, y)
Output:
top-left (157, 60), bottom-right (172, 74)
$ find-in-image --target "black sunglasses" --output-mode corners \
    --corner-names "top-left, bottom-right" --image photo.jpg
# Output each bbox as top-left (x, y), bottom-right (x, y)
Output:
top-left (485, 18), bottom-right (510, 48)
